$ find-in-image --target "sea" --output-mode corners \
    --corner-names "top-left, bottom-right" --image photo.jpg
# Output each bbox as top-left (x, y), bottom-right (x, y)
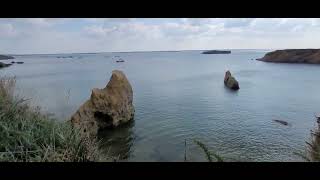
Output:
top-left (1, 49), bottom-right (319, 161)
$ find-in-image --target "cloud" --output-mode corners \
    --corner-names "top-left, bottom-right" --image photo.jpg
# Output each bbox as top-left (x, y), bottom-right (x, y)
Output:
top-left (0, 23), bottom-right (18, 38)
top-left (1, 18), bottom-right (320, 54)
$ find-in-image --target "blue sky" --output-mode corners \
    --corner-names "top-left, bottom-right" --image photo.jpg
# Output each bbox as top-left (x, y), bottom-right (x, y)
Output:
top-left (1, 18), bottom-right (320, 54)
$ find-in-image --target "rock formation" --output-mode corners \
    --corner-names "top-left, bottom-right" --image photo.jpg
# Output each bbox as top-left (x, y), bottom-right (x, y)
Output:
top-left (71, 70), bottom-right (135, 137)
top-left (0, 62), bottom-right (12, 68)
top-left (202, 50), bottom-right (231, 54)
top-left (257, 49), bottom-right (320, 64)
top-left (224, 71), bottom-right (239, 90)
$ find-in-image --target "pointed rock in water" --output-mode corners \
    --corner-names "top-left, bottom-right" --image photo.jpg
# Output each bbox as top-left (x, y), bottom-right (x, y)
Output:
top-left (71, 70), bottom-right (135, 137)
top-left (224, 70), bottom-right (239, 90)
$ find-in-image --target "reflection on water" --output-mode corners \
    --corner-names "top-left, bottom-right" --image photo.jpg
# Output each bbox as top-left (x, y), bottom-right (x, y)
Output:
top-left (98, 120), bottom-right (135, 160)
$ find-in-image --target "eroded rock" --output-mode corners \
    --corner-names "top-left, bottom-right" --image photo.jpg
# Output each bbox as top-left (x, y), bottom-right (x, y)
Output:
top-left (224, 70), bottom-right (239, 90)
top-left (71, 70), bottom-right (134, 137)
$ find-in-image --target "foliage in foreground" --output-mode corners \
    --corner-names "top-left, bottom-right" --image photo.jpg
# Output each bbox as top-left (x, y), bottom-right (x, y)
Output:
top-left (193, 140), bottom-right (224, 162)
top-left (0, 77), bottom-right (102, 162)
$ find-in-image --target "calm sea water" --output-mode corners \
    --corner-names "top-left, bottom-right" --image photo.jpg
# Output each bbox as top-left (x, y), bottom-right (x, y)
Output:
top-left (1, 50), bottom-right (319, 162)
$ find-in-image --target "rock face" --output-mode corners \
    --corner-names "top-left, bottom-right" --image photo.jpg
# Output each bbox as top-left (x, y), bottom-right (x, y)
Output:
top-left (224, 71), bottom-right (239, 90)
top-left (71, 70), bottom-right (135, 137)
top-left (257, 49), bottom-right (320, 64)
top-left (0, 55), bottom-right (14, 60)
top-left (202, 50), bottom-right (231, 54)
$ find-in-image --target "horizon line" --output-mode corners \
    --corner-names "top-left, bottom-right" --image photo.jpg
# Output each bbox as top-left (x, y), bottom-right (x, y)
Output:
top-left (8, 48), bottom-right (277, 56)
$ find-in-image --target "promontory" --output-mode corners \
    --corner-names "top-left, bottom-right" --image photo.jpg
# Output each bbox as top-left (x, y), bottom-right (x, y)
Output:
top-left (257, 49), bottom-right (320, 64)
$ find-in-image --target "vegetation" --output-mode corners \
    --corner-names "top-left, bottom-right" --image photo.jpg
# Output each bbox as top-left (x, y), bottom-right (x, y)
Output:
top-left (193, 140), bottom-right (224, 162)
top-left (0, 77), bottom-right (104, 162)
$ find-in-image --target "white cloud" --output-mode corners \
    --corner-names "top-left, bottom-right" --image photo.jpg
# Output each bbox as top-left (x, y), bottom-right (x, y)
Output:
top-left (0, 23), bottom-right (18, 38)
top-left (1, 18), bottom-right (320, 54)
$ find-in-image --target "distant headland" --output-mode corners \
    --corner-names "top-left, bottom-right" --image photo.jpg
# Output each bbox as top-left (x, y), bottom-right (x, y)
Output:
top-left (202, 50), bottom-right (231, 54)
top-left (0, 55), bottom-right (14, 60)
top-left (257, 49), bottom-right (320, 64)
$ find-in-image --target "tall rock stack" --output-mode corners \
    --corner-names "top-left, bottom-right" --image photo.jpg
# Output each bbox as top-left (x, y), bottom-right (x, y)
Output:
top-left (224, 70), bottom-right (240, 90)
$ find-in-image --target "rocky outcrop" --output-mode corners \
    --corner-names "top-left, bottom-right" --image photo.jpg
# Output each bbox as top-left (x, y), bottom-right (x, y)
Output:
top-left (71, 70), bottom-right (135, 137)
top-left (0, 62), bottom-right (12, 68)
top-left (0, 55), bottom-right (14, 60)
top-left (224, 71), bottom-right (239, 90)
top-left (257, 49), bottom-right (320, 64)
top-left (202, 50), bottom-right (231, 54)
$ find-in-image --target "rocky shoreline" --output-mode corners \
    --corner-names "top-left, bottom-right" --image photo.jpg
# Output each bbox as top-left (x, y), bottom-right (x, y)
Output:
top-left (257, 49), bottom-right (320, 64)
top-left (0, 62), bottom-right (12, 68)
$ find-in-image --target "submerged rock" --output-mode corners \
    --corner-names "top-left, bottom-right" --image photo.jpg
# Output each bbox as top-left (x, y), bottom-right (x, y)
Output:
top-left (273, 119), bottom-right (289, 126)
top-left (224, 70), bottom-right (239, 90)
top-left (257, 49), bottom-right (320, 64)
top-left (71, 70), bottom-right (135, 137)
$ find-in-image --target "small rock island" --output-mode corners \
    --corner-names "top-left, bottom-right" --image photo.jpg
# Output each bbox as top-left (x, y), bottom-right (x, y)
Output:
top-left (202, 50), bottom-right (231, 54)
top-left (224, 71), bottom-right (239, 90)
top-left (71, 70), bottom-right (135, 137)
top-left (0, 55), bottom-right (14, 60)
top-left (257, 49), bottom-right (320, 64)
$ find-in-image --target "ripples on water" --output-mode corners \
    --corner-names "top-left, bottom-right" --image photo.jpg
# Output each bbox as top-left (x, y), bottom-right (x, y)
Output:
top-left (1, 50), bottom-right (319, 161)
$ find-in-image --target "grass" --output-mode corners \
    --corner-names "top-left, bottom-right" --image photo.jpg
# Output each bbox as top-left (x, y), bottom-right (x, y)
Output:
top-left (0, 76), bottom-right (105, 162)
top-left (193, 140), bottom-right (224, 162)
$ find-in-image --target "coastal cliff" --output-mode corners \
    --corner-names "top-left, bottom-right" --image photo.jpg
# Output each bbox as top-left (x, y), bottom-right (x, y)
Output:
top-left (257, 49), bottom-right (320, 64)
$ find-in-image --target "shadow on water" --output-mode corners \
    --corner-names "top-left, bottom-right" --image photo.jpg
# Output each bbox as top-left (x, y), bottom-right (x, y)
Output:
top-left (223, 84), bottom-right (240, 95)
top-left (98, 120), bottom-right (135, 160)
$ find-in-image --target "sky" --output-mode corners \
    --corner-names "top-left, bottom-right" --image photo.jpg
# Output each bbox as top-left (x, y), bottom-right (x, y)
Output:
top-left (1, 18), bottom-right (320, 54)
